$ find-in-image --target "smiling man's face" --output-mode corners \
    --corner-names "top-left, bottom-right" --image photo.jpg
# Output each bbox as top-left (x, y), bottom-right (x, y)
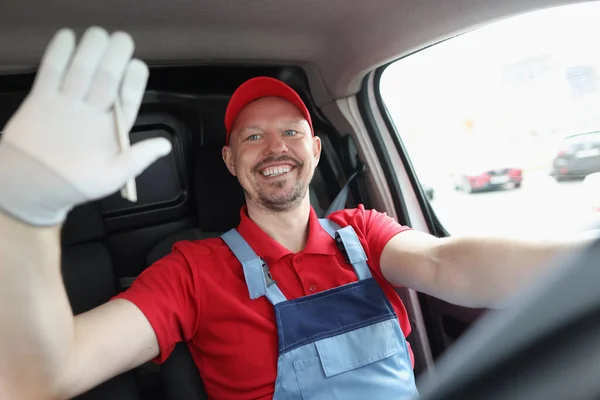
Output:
top-left (222, 96), bottom-right (321, 212)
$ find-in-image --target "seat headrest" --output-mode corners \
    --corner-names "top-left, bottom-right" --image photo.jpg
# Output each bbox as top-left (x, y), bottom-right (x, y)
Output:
top-left (194, 142), bottom-right (246, 232)
top-left (146, 228), bottom-right (221, 266)
top-left (61, 202), bottom-right (105, 247)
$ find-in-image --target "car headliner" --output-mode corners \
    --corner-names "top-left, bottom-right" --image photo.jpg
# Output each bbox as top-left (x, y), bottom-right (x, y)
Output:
top-left (1, 0), bottom-right (591, 106)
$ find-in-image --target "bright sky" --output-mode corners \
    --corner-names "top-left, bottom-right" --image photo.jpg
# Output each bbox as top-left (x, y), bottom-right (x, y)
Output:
top-left (380, 1), bottom-right (600, 175)
top-left (382, 1), bottom-right (600, 106)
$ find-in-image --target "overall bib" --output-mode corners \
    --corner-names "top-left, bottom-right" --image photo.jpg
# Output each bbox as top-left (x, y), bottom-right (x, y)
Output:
top-left (221, 219), bottom-right (419, 399)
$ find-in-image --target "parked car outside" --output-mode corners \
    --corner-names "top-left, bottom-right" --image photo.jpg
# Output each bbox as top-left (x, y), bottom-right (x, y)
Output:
top-left (452, 156), bottom-right (523, 193)
top-left (551, 131), bottom-right (600, 181)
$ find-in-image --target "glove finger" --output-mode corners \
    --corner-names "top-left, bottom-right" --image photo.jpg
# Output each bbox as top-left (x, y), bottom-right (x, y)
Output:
top-left (32, 29), bottom-right (76, 95)
top-left (86, 31), bottom-right (134, 111)
top-left (109, 137), bottom-right (172, 182)
top-left (119, 59), bottom-right (149, 129)
top-left (60, 26), bottom-right (109, 100)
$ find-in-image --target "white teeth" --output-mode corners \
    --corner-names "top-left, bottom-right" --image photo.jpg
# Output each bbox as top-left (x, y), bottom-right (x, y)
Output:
top-left (261, 165), bottom-right (292, 177)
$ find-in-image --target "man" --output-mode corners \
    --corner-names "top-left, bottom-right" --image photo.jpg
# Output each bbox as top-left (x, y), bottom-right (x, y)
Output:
top-left (0, 27), bottom-right (591, 400)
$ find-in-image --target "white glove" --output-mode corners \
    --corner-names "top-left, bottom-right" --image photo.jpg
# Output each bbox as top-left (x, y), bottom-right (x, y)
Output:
top-left (0, 27), bottom-right (172, 226)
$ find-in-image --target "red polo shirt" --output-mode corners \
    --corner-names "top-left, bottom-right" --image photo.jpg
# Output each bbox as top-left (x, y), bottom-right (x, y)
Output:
top-left (114, 204), bottom-right (412, 399)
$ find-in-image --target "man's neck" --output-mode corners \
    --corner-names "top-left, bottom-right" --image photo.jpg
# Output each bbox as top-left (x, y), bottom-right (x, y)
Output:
top-left (246, 198), bottom-right (312, 253)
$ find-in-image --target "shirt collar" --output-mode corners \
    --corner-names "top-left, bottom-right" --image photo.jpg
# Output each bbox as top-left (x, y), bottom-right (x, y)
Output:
top-left (236, 205), bottom-right (337, 266)
top-left (303, 207), bottom-right (338, 256)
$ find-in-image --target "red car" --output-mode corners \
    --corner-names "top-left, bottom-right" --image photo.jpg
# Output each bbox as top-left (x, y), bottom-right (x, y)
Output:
top-left (454, 167), bottom-right (523, 193)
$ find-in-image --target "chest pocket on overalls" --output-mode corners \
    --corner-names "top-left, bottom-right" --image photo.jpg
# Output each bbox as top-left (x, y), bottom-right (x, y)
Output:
top-left (289, 297), bottom-right (417, 400)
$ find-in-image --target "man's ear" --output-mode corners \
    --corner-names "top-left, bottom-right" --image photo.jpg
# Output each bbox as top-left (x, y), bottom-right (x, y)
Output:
top-left (312, 136), bottom-right (322, 164)
top-left (222, 146), bottom-right (237, 176)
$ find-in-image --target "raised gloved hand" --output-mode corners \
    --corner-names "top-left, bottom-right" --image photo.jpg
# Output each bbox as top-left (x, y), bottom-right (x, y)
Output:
top-left (0, 27), bottom-right (172, 226)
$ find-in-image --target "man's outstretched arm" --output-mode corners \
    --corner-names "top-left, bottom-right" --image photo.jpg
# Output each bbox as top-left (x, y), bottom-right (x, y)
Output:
top-left (0, 27), bottom-right (171, 400)
top-left (0, 212), bottom-right (160, 400)
top-left (380, 229), bottom-right (592, 309)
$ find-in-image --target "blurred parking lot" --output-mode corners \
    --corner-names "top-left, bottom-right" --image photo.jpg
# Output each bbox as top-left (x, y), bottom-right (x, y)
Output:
top-left (428, 170), bottom-right (599, 238)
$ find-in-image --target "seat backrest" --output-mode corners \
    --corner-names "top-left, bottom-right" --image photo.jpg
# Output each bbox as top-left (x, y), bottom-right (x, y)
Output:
top-left (161, 342), bottom-right (209, 400)
top-left (146, 229), bottom-right (220, 400)
top-left (61, 203), bottom-right (141, 400)
top-left (147, 142), bottom-right (237, 400)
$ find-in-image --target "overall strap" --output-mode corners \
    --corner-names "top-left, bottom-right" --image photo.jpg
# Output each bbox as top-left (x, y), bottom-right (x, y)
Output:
top-left (318, 219), bottom-right (372, 280)
top-left (221, 229), bottom-right (287, 304)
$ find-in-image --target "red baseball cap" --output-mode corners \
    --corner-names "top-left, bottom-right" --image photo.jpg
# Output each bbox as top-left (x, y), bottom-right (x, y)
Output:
top-left (224, 77), bottom-right (313, 145)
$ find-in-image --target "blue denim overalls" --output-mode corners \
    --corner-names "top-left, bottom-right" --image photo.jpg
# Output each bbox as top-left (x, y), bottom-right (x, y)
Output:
top-left (221, 219), bottom-right (419, 399)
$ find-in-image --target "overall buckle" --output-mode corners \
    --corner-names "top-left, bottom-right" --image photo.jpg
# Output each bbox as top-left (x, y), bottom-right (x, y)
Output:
top-left (262, 261), bottom-right (276, 287)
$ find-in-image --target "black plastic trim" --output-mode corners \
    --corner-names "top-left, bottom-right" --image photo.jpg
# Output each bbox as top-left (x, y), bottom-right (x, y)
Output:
top-left (356, 73), bottom-right (410, 227)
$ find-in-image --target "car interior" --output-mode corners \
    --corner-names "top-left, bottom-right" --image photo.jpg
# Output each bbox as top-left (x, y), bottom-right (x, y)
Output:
top-left (2, 0), bottom-right (598, 399)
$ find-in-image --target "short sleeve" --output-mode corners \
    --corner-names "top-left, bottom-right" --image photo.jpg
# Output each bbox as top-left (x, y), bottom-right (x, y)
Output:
top-left (111, 245), bottom-right (201, 363)
top-left (328, 204), bottom-right (411, 271)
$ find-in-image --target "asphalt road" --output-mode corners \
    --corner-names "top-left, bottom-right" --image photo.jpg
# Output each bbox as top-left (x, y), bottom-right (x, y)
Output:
top-left (428, 171), bottom-right (599, 238)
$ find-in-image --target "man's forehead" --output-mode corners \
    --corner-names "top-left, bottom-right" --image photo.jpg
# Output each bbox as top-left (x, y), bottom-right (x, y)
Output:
top-left (232, 98), bottom-right (309, 130)
top-left (241, 96), bottom-right (304, 115)
top-left (239, 119), bottom-right (306, 130)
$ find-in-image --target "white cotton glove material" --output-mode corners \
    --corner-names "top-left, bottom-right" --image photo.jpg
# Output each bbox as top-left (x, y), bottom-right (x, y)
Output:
top-left (0, 27), bottom-right (172, 226)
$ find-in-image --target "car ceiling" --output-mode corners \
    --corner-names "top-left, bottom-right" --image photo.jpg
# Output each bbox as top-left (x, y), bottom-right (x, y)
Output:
top-left (1, 0), bottom-right (593, 106)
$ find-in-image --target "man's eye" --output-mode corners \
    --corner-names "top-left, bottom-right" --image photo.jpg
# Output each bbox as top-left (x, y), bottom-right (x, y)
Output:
top-left (247, 134), bottom-right (260, 141)
top-left (283, 130), bottom-right (297, 136)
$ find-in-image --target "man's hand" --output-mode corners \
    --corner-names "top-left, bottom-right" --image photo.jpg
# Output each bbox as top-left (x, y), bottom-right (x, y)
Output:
top-left (0, 27), bottom-right (172, 226)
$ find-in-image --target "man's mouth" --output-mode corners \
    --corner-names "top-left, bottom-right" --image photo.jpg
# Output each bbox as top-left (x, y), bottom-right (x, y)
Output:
top-left (260, 165), bottom-right (295, 178)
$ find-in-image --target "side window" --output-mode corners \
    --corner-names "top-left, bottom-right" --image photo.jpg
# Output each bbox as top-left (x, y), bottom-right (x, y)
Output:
top-left (380, 3), bottom-right (600, 238)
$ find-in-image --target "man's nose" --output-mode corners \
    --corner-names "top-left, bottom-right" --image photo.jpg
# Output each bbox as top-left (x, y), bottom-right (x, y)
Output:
top-left (264, 132), bottom-right (288, 154)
